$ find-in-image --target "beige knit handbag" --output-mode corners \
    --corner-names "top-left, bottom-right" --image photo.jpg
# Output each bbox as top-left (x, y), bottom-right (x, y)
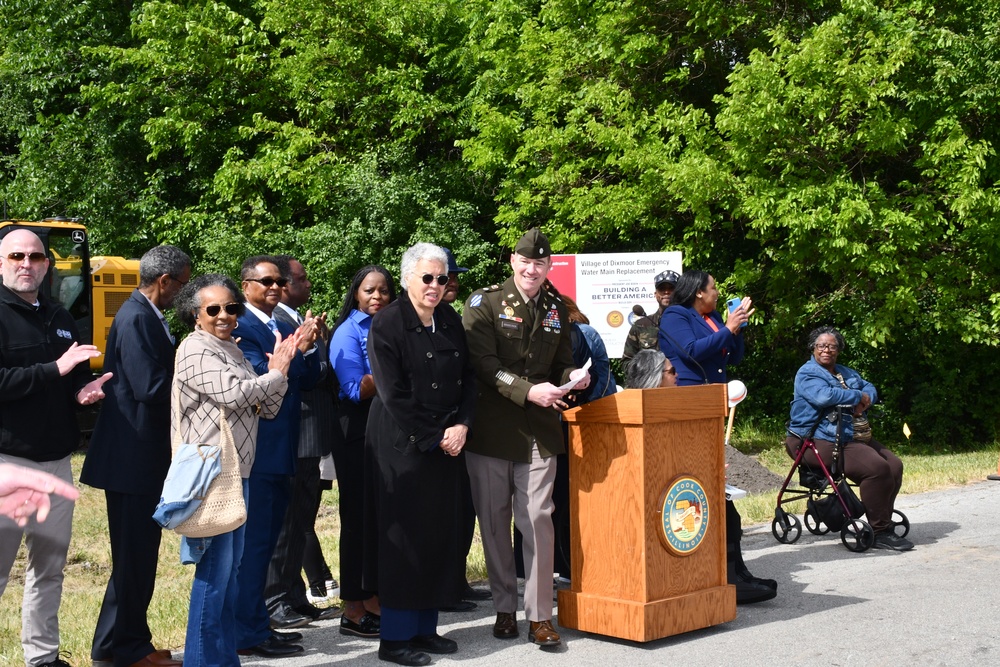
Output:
top-left (175, 407), bottom-right (247, 538)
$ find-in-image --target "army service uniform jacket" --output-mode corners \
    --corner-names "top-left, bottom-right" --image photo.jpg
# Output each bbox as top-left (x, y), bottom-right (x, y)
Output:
top-left (462, 277), bottom-right (576, 463)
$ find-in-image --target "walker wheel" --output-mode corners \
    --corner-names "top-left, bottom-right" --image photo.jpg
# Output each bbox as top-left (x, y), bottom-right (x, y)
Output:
top-left (890, 510), bottom-right (910, 538)
top-left (804, 507), bottom-right (831, 535)
top-left (840, 518), bottom-right (875, 552)
top-left (772, 509), bottom-right (802, 544)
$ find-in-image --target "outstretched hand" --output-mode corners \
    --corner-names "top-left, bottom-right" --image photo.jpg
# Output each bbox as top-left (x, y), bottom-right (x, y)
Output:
top-left (77, 372), bottom-right (113, 405)
top-left (0, 463), bottom-right (79, 526)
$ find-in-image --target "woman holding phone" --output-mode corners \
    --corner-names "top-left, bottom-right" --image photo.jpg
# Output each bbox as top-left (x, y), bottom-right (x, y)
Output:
top-left (658, 271), bottom-right (774, 604)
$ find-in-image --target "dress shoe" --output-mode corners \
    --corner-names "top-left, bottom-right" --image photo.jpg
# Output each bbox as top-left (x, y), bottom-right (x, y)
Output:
top-left (528, 620), bottom-right (561, 647)
top-left (378, 642), bottom-right (431, 666)
top-left (410, 633), bottom-right (458, 654)
top-left (295, 602), bottom-right (341, 621)
top-left (340, 612), bottom-right (380, 638)
top-left (236, 636), bottom-right (304, 657)
top-left (271, 630), bottom-right (303, 643)
top-left (127, 650), bottom-right (183, 667)
top-left (493, 612), bottom-right (518, 639)
top-left (461, 583), bottom-right (492, 601)
top-left (270, 605), bottom-right (312, 629)
top-left (735, 578), bottom-right (777, 605)
top-left (439, 599), bottom-right (477, 612)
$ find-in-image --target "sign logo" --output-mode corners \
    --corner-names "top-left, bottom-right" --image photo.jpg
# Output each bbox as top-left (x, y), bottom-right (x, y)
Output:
top-left (656, 475), bottom-right (709, 555)
top-left (71, 230), bottom-right (86, 244)
top-left (606, 310), bottom-right (624, 328)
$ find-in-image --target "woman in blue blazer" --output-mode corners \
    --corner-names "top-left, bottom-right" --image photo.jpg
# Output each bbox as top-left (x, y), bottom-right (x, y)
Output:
top-left (658, 271), bottom-right (775, 604)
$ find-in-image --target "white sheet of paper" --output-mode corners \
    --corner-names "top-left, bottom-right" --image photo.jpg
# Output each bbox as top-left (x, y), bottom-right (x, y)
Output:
top-left (558, 358), bottom-right (592, 392)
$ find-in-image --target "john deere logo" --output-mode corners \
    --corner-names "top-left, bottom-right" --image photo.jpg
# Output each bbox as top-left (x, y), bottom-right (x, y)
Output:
top-left (656, 476), bottom-right (709, 555)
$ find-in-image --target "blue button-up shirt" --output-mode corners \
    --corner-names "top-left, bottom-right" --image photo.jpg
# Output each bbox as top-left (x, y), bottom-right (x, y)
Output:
top-left (329, 309), bottom-right (372, 403)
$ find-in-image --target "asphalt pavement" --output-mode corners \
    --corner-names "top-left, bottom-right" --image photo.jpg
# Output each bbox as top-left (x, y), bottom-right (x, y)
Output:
top-left (232, 482), bottom-right (1000, 667)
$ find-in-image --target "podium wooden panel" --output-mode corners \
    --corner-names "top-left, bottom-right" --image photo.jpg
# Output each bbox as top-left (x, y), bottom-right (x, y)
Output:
top-left (556, 384), bottom-right (736, 642)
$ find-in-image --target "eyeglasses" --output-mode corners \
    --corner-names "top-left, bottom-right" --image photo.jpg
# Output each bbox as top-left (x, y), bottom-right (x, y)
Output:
top-left (246, 277), bottom-right (288, 288)
top-left (204, 303), bottom-right (242, 317)
top-left (6, 252), bottom-right (47, 263)
top-left (169, 275), bottom-right (189, 287)
top-left (815, 344), bottom-right (839, 351)
top-left (663, 366), bottom-right (678, 376)
top-left (421, 274), bottom-right (449, 286)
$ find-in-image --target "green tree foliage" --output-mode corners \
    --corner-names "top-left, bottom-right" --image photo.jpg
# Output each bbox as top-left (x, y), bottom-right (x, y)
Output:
top-left (3, 0), bottom-right (1000, 445)
top-left (717, 0), bottom-right (1000, 444)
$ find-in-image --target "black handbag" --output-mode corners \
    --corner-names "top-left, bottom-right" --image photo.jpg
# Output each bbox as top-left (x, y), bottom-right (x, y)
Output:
top-left (808, 481), bottom-right (865, 531)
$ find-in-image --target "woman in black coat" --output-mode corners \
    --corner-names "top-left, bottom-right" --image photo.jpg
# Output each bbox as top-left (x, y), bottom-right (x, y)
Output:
top-left (365, 242), bottom-right (477, 666)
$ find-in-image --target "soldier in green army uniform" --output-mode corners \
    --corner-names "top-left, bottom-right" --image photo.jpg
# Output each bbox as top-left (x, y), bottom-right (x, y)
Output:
top-left (620, 269), bottom-right (679, 368)
top-left (462, 228), bottom-right (590, 649)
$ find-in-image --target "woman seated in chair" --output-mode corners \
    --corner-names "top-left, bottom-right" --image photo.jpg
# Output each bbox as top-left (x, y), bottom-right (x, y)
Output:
top-left (786, 326), bottom-right (912, 551)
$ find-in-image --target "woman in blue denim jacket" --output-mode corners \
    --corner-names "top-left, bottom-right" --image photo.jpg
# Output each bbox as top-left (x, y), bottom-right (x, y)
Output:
top-left (786, 326), bottom-right (911, 551)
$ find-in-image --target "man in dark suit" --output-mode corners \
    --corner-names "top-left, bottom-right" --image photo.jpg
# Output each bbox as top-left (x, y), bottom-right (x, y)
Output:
top-left (233, 256), bottom-right (322, 658)
top-left (81, 245), bottom-right (191, 667)
top-left (264, 255), bottom-right (338, 626)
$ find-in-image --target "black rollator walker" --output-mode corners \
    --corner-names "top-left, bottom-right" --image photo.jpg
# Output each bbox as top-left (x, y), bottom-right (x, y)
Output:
top-left (772, 406), bottom-right (909, 552)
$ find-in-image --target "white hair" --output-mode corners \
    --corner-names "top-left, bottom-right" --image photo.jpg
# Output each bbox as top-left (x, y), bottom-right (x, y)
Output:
top-left (400, 242), bottom-right (449, 287)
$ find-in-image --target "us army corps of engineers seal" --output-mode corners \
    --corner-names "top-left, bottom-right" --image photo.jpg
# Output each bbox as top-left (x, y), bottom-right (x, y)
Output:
top-left (656, 475), bottom-right (710, 555)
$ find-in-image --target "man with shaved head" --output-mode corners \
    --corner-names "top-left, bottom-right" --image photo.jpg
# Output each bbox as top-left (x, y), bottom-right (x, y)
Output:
top-left (0, 229), bottom-right (112, 667)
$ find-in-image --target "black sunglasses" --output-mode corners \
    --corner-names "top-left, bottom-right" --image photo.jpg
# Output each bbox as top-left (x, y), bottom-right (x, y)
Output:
top-left (6, 252), bottom-right (47, 263)
top-left (205, 303), bottom-right (242, 317)
top-left (421, 273), bottom-right (449, 285)
top-left (664, 366), bottom-right (677, 376)
top-left (246, 277), bottom-right (288, 288)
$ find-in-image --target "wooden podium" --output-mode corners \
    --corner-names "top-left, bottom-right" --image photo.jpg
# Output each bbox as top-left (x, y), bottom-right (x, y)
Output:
top-left (556, 384), bottom-right (736, 642)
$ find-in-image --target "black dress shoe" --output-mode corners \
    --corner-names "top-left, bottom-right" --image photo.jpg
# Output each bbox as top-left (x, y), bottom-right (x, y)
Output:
top-left (410, 634), bottom-right (458, 654)
top-left (237, 636), bottom-right (304, 657)
top-left (340, 612), bottom-right (380, 638)
top-left (439, 599), bottom-right (477, 612)
top-left (294, 602), bottom-right (341, 621)
top-left (735, 579), bottom-right (777, 605)
top-left (493, 612), bottom-right (518, 639)
top-left (378, 643), bottom-right (431, 666)
top-left (271, 630), bottom-right (303, 643)
top-left (270, 605), bottom-right (312, 629)
top-left (461, 584), bottom-right (492, 601)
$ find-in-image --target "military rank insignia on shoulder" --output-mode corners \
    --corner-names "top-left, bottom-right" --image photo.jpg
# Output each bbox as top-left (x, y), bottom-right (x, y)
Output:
top-left (483, 284), bottom-right (501, 292)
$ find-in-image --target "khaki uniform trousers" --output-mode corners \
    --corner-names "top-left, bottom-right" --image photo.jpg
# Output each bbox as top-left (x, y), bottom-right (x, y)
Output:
top-left (466, 444), bottom-right (556, 622)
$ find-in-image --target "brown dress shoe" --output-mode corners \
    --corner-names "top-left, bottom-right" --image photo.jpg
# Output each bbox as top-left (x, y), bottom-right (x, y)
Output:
top-left (493, 612), bottom-right (518, 639)
top-left (127, 650), bottom-right (183, 667)
top-left (528, 620), bottom-right (561, 646)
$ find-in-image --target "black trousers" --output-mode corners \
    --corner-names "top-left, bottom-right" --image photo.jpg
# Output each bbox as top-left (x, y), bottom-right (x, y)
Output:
top-left (333, 402), bottom-right (376, 601)
top-left (91, 490), bottom-right (162, 667)
top-left (265, 456), bottom-right (321, 612)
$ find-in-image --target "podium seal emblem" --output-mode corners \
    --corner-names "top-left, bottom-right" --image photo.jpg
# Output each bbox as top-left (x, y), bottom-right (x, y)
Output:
top-left (656, 475), bottom-right (709, 555)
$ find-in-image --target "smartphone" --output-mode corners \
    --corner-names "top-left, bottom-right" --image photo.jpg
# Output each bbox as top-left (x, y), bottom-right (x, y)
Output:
top-left (727, 297), bottom-right (747, 327)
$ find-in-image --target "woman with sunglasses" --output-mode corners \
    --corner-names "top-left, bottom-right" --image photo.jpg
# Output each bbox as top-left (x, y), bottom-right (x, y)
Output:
top-left (171, 274), bottom-right (298, 666)
top-left (364, 243), bottom-right (476, 665)
top-left (329, 264), bottom-right (396, 637)
top-left (786, 326), bottom-right (910, 551)
top-left (625, 348), bottom-right (678, 389)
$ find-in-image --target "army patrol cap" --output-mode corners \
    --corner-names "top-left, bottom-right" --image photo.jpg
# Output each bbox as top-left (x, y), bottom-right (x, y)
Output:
top-left (654, 269), bottom-right (680, 288)
top-left (514, 228), bottom-right (552, 259)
